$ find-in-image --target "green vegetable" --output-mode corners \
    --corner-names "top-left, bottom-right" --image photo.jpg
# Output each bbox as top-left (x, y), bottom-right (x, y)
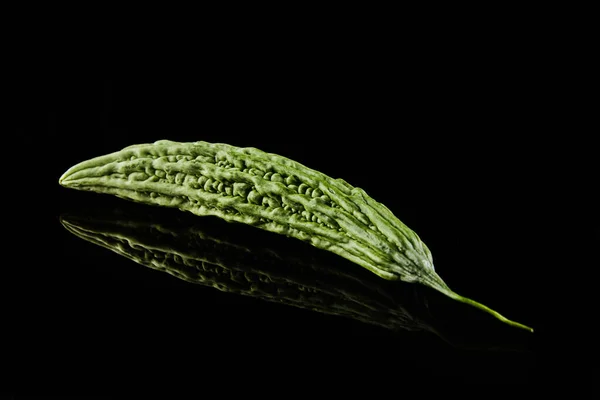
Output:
top-left (59, 139), bottom-right (533, 332)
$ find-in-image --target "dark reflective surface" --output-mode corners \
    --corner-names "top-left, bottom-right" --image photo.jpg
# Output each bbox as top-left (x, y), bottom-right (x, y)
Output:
top-left (14, 71), bottom-right (592, 390)
top-left (59, 200), bottom-right (533, 353)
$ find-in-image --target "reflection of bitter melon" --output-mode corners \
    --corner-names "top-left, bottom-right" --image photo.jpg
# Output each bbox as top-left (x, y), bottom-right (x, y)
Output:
top-left (60, 206), bottom-right (436, 334)
top-left (59, 140), bottom-right (532, 332)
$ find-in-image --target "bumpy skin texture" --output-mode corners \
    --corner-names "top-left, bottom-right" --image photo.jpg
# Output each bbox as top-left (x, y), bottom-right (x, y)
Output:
top-left (59, 140), bottom-right (439, 285)
top-left (59, 140), bottom-right (532, 332)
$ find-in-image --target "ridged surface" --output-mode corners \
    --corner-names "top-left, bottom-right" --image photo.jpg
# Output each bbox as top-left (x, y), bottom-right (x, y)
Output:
top-left (59, 140), bottom-right (443, 289)
top-left (59, 139), bottom-right (533, 332)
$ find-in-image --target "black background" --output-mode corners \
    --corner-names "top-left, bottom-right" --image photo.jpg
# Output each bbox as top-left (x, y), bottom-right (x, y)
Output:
top-left (8, 14), bottom-right (597, 392)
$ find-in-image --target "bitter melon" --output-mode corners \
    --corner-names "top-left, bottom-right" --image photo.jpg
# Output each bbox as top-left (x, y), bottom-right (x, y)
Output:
top-left (59, 139), bottom-right (533, 332)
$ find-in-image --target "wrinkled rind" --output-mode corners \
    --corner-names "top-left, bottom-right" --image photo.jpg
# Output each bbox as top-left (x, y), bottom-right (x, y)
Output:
top-left (59, 140), bottom-right (444, 288)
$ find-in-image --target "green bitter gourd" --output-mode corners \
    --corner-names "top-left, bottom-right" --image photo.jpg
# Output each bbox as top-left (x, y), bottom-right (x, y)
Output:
top-left (59, 139), bottom-right (533, 332)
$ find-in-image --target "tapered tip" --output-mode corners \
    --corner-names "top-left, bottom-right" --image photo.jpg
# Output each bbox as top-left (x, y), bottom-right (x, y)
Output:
top-left (59, 166), bottom-right (78, 186)
top-left (58, 170), bottom-right (70, 186)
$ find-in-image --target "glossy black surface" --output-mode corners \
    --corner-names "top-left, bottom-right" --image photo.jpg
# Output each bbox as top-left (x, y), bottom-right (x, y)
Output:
top-left (13, 65), bottom-right (594, 390)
